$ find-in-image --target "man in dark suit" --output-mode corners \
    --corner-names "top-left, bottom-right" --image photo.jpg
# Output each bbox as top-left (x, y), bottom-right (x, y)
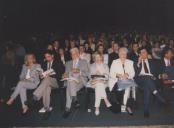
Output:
top-left (129, 42), bottom-right (139, 63)
top-left (159, 47), bottom-right (174, 87)
top-left (26, 50), bottom-right (65, 114)
top-left (108, 43), bottom-right (119, 68)
top-left (134, 47), bottom-right (166, 118)
top-left (160, 47), bottom-right (174, 70)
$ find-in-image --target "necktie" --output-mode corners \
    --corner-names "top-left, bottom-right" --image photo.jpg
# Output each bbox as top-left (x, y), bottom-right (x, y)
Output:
top-left (48, 62), bottom-right (51, 70)
top-left (168, 60), bottom-right (171, 67)
top-left (122, 63), bottom-right (126, 74)
top-left (143, 60), bottom-right (149, 73)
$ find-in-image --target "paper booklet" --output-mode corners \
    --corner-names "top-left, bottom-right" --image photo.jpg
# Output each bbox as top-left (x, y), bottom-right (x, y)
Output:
top-left (61, 77), bottom-right (80, 83)
top-left (36, 68), bottom-right (56, 78)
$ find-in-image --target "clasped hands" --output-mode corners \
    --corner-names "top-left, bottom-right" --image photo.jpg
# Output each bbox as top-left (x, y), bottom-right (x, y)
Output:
top-left (116, 73), bottom-right (129, 80)
top-left (62, 68), bottom-right (80, 79)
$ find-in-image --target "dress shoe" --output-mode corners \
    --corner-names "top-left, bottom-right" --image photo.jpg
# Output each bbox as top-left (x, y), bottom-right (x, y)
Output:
top-left (62, 111), bottom-right (71, 118)
top-left (42, 111), bottom-right (51, 120)
top-left (126, 107), bottom-right (133, 116)
top-left (24, 99), bottom-right (37, 110)
top-left (144, 112), bottom-right (150, 118)
top-left (74, 101), bottom-right (80, 109)
top-left (95, 110), bottom-right (100, 116)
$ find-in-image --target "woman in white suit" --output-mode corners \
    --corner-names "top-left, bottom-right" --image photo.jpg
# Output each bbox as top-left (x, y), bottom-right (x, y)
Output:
top-left (87, 53), bottom-right (111, 116)
top-left (109, 47), bottom-right (136, 115)
top-left (6, 54), bottom-right (41, 114)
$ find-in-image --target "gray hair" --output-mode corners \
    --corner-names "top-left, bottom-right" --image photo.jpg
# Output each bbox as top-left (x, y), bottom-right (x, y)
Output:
top-left (118, 47), bottom-right (128, 54)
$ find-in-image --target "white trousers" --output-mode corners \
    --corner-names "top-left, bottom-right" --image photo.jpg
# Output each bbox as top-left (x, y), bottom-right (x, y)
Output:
top-left (94, 83), bottom-right (107, 108)
top-left (123, 86), bottom-right (136, 106)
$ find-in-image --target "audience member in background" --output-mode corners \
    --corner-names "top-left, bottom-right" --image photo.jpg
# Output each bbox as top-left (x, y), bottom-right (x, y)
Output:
top-left (65, 39), bottom-right (70, 53)
top-left (62, 48), bottom-right (89, 118)
top-left (159, 47), bottom-right (174, 85)
top-left (46, 43), bottom-right (54, 51)
top-left (1, 43), bottom-right (17, 100)
top-left (108, 42), bottom-right (119, 67)
top-left (86, 54), bottom-right (112, 116)
top-left (87, 37), bottom-right (96, 52)
top-left (95, 44), bottom-right (108, 65)
top-left (109, 47), bottom-right (136, 115)
top-left (15, 43), bottom-right (26, 66)
top-left (53, 40), bottom-right (60, 52)
top-left (129, 42), bottom-right (139, 62)
top-left (58, 48), bottom-right (71, 65)
top-left (161, 47), bottom-right (174, 67)
top-left (134, 47), bottom-right (166, 118)
top-left (84, 42), bottom-right (93, 54)
top-left (70, 40), bottom-right (76, 49)
top-left (6, 54), bottom-right (41, 114)
top-left (79, 45), bottom-right (91, 64)
top-left (26, 50), bottom-right (64, 114)
top-left (152, 41), bottom-right (162, 59)
top-left (78, 33), bottom-right (86, 45)
top-left (108, 40), bottom-right (116, 54)
top-left (52, 40), bottom-right (60, 59)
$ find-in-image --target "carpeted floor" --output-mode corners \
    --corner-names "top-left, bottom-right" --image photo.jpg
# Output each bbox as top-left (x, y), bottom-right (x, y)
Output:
top-left (0, 87), bottom-right (174, 127)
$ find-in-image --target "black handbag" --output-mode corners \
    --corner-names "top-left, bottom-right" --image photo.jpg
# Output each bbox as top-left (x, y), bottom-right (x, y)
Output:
top-left (110, 101), bottom-right (121, 114)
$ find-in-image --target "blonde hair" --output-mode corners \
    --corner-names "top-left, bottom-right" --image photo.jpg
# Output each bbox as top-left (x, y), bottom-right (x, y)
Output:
top-left (24, 54), bottom-right (36, 66)
top-left (93, 53), bottom-right (104, 62)
top-left (70, 47), bottom-right (79, 54)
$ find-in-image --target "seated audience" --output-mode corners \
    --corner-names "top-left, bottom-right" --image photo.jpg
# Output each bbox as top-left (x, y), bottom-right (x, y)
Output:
top-left (134, 47), bottom-right (166, 118)
top-left (129, 42), bottom-right (139, 63)
top-left (62, 48), bottom-right (89, 118)
top-left (94, 44), bottom-right (108, 65)
top-left (86, 54), bottom-right (112, 116)
top-left (26, 50), bottom-right (64, 114)
top-left (108, 42), bottom-right (119, 67)
top-left (109, 47), bottom-right (136, 115)
top-left (79, 45), bottom-right (91, 64)
top-left (6, 54), bottom-right (41, 114)
top-left (58, 48), bottom-right (71, 65)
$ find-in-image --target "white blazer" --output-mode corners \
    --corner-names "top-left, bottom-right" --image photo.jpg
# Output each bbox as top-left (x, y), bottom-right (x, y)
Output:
top-left (109, 59), bottom-right (135, 91)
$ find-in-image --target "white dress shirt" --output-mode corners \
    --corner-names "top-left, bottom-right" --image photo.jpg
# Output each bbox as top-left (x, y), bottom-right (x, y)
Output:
top-left (164, 58), bottom-right (171, 67)
top-left (139, 59), bottom-right (152, 76)
top-left (47, 61), bottom-right (53, 70)
top-left (25, 69), bottom-right (31, 79)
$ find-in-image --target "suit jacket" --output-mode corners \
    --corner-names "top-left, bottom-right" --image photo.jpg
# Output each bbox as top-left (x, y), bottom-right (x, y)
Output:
top-left (109, 59), bottom-right (135, 91)
top-left (65, 59), bottom-right (89, 86)
top-left (42, 59), bottom-right (65, 84)
top-left (80, 53), bottom-right (91, 64)
top-left (19, 64), bottom-right (41, 85)
top-left (129, 52), bottom-right (139, 63)
top-left (57, 53), bottom-right (71, 65)
top-left (134, 59), bottom-right (161, 78)
top-left (108, 52), bottom-right (119, 68)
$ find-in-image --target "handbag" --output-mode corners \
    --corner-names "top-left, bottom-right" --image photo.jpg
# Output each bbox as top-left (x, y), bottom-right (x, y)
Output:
top-left (117, 79), bottom-right (137, 91)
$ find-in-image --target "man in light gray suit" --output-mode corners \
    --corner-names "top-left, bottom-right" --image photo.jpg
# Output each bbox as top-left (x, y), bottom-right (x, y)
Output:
top-left (62, 47), bottom-right (89, 118)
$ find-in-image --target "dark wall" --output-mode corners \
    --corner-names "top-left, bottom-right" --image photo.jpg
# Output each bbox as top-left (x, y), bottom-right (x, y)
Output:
top-left (1, 0), bottom-right (174, 40)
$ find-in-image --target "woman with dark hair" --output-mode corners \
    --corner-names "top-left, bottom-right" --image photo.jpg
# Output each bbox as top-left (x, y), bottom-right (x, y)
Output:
top-left (58, 48), bottom-right (71, 65)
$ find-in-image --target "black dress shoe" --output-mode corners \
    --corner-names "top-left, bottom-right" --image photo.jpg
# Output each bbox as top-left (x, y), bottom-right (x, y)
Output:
top-left (24, 99), bottom-right (37, 110)
top-left (126, 107), bottom-right (133, 116)
top-left (42, 111), bottom-right (51, 120)
top-left (74, 101), bottom-right (80, 109)
top-left (62, 111), bottom-right (71, 118)
top-left (144, 112), bottom-right (150, 118)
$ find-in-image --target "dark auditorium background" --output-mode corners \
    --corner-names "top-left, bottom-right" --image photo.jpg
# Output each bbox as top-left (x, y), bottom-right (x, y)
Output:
top-left (0, 0), bottom-right (174, 40)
